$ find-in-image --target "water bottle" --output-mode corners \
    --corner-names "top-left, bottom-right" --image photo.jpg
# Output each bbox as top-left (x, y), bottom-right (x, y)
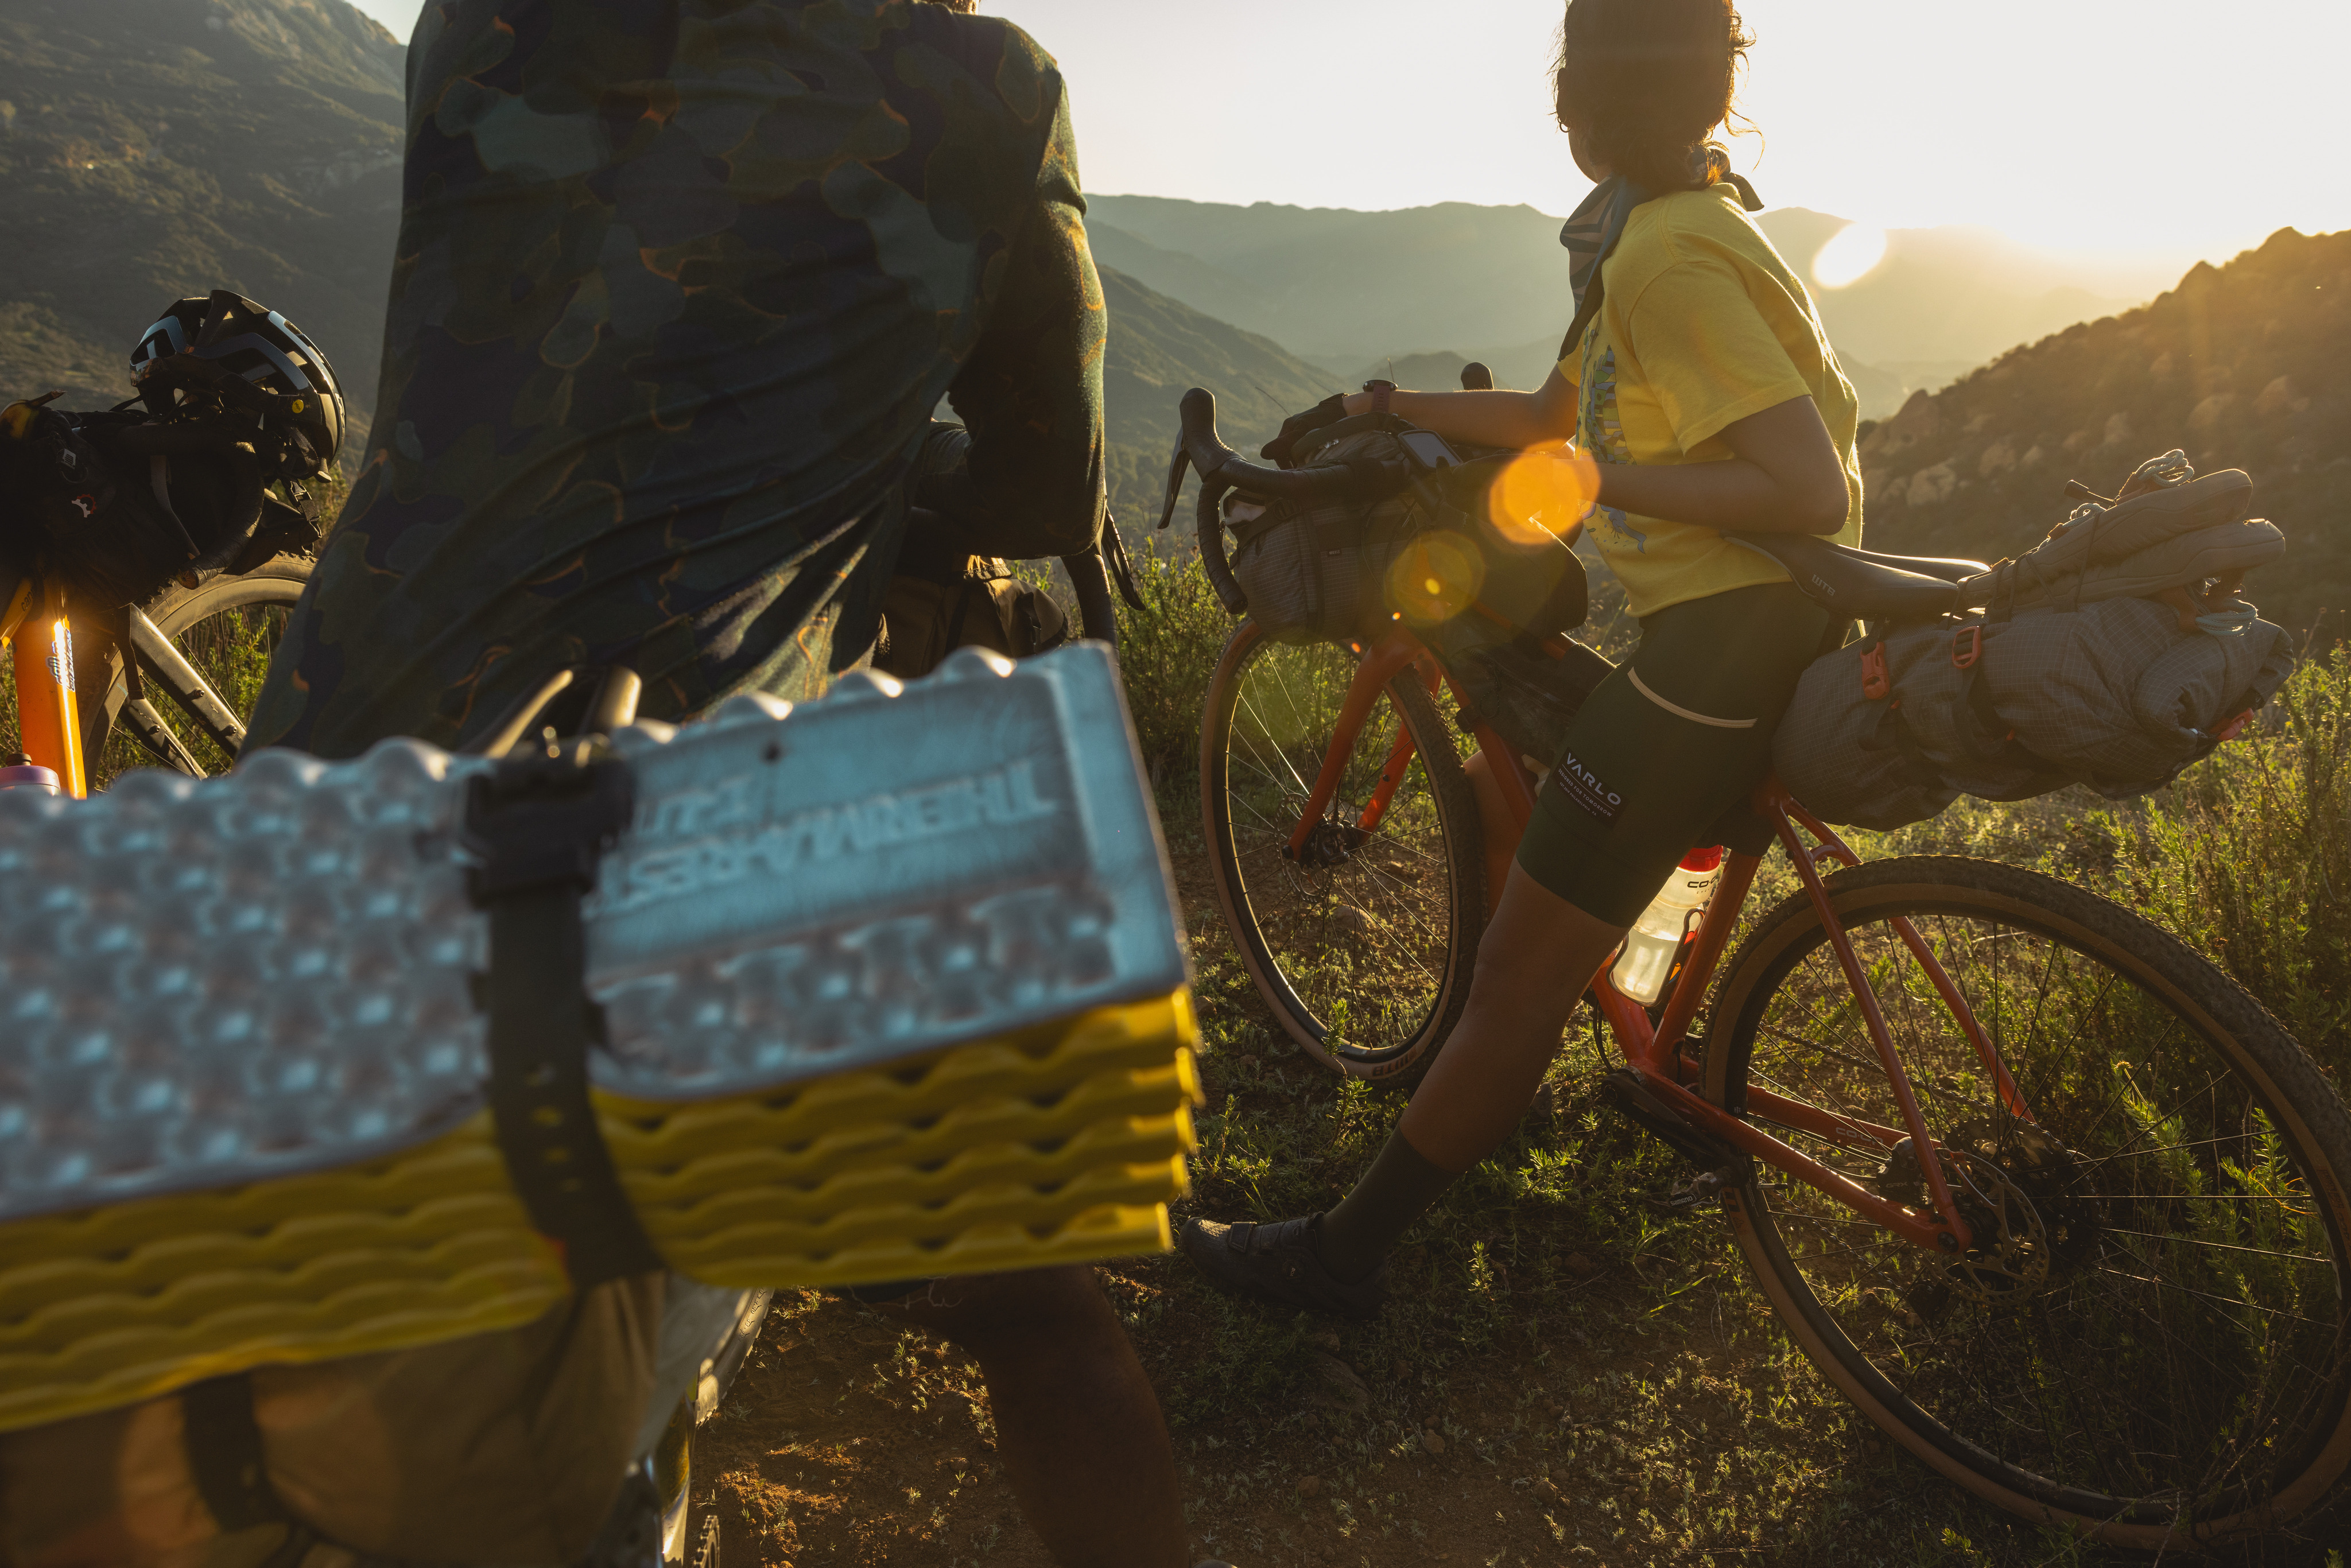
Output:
top-left (0, 752), bottom-right (60, 795)
top-left (1610, 846), bottom-right (1725, 1005)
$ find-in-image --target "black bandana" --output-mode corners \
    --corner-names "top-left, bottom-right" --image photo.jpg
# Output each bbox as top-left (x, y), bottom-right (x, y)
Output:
top-left (1557, 147), bottom-right (1763, 358)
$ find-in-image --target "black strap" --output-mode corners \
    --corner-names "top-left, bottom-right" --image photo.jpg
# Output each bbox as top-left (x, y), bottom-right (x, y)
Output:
top-left (465, 751), bottom-right (665, 1288)
top-left (182, 1375), bottom-right (288, 1532)
top-left (1870, 700), bottom-right (1939, 788)
top-left (180, 1375), bottom-right (321, 1566)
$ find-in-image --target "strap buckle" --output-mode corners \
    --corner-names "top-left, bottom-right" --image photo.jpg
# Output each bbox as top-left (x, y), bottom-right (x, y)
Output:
top-left (1860, 641), bottom-right (1890, 700)
top-left (1950, 624), bottom-right (1984, 670)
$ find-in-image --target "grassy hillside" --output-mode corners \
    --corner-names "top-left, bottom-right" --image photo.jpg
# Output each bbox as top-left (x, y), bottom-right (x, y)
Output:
top-left (1858, 226), bottom-right (2351, 634)
top-left (0, 0), bottom-right (402, 440)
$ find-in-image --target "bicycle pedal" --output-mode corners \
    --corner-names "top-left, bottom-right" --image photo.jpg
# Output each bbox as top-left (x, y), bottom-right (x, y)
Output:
top-left (0, 644), bottom-right (1199, 1433)
top-left (1643, 1163), bottom-right (1743, 1221)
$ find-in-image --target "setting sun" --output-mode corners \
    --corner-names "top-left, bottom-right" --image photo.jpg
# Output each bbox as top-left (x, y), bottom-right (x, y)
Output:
top-left (1810, 222), bottom-right (1888, 290)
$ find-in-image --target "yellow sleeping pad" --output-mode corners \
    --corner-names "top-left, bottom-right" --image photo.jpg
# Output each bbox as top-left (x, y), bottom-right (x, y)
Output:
top-left (0, 992), bottom-right (1197, 1434)
top-left (0, 646), bottom-right (1199, 1434)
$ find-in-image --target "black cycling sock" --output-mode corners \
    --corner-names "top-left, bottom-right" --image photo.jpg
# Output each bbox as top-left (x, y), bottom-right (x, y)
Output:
top-left (1316, 1126), bottom-right (1457, 1284)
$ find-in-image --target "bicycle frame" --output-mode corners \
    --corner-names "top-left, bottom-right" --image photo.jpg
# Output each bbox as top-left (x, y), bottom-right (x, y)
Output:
top-left (1, 577), bottom-right (88, 797)
top-left (1280, 625), bottom-right (2047, 1256)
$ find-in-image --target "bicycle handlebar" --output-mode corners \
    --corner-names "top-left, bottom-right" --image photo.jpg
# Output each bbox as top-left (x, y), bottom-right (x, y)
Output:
top-left (1158, 387), bottom-right (1413, 616)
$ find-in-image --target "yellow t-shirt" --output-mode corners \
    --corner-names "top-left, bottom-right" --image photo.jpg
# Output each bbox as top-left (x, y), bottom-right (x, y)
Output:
top-left (1560, 184), bottom-right (1864, 619)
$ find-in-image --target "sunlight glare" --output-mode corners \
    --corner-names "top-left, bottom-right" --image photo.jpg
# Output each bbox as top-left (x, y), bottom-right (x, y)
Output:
top-left (1487, 448), bottom-right (1598, 548)
top-left (1386, 532), bottom-right (1484, 625)
top-left (1811, 222), bottom-right (1889, 290)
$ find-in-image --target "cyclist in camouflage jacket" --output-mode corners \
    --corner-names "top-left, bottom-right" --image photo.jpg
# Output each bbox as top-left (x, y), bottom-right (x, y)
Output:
top-left (228, 5), bottom-right (1192, 1565)
top-left (246, 0), bottom-right (1106, 758)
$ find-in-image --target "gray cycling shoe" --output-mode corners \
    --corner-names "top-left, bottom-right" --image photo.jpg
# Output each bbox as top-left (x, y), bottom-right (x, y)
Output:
top-left (1178, 1213), bottom-right (1390, 1320)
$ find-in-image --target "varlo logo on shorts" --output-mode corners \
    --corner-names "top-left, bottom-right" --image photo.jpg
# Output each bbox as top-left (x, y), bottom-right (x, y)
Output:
top-left (1551, 748), bottom-right (1623, 825)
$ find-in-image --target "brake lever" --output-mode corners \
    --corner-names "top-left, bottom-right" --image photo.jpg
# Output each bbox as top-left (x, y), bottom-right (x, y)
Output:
top-left (1158, 440), bottom-right (1189, 531)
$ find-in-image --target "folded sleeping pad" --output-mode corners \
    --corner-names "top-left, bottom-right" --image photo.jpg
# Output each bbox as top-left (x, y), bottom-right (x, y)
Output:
top-left (0, 643), bottom-right (1199, 1433)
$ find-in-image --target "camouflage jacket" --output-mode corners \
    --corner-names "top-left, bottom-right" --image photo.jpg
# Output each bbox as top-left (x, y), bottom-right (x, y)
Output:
top-left (247, 0), bottom-right (1106, 758)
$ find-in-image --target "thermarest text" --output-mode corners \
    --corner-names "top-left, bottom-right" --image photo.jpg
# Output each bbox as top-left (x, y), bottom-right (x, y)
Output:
top-left (597, 759), bottom-right (1062, 914)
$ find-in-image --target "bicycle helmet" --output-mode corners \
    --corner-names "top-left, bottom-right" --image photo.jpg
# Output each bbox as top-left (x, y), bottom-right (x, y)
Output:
top-left (131, 289), bottom-right (347, 479)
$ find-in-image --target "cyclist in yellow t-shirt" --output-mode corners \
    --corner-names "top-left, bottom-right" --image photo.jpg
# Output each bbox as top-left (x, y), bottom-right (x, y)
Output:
top-left (1182, 0), bottom-right (1863, 1315)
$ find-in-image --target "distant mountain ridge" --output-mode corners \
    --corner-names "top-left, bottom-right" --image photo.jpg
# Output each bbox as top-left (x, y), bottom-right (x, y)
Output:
top-left (0, 0), bottom-right (404, 441)
top-left (1857, 227), bottom-right (2351, 634)
top-left (1097, 265), bottom-right (1328, 535)
top-left (1087, 192), bottom-right (2173, 415)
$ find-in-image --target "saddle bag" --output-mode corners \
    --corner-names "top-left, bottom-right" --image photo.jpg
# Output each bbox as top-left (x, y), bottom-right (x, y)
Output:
top-left (1775, 451), bottom-right (2295, 829)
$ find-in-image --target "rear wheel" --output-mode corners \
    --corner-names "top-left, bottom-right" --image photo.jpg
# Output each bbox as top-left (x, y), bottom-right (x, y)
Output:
top-left (1199, 619), bottom-right (1486, 1086)
top-left (1705, 856), bottom-right (2351, 1552)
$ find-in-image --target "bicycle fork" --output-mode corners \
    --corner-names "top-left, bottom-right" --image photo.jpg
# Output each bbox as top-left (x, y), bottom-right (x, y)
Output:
top-left (2, 577), bottom-right (87, 798)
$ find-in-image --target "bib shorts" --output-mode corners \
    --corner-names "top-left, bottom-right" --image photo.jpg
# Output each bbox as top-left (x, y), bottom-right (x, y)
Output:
top-left (1514, 581), bottom-right (1844, 926)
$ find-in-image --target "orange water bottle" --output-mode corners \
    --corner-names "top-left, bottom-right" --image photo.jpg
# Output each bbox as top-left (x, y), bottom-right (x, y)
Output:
top-left (2, 577), bottom-right (85, 798)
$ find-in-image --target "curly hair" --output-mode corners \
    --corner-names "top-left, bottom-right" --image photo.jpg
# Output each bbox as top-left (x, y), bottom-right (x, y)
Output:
top-left (1553, 0), bottom-right (1753, 194)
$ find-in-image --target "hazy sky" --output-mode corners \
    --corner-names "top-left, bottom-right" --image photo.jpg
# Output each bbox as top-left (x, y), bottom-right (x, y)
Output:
top-left (346, 0), bottom-right (2346, 264)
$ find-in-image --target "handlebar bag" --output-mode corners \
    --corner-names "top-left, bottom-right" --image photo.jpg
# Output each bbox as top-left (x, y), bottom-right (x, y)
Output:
top-left (1227, 424), bottom-right (1586, 648)
top-left (0, 399), bottom-right (317, 614)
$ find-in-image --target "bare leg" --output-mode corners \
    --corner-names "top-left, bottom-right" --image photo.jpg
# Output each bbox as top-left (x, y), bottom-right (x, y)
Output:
top-left (1459, 750), bottom-right (1522, 917)
top-left (1241, 864), bottom-right (1633, 1287)
top-left (866, 1266), bottom-right (1186, 1568)
top-left (1397, 864), bottom-right (1628, 1171)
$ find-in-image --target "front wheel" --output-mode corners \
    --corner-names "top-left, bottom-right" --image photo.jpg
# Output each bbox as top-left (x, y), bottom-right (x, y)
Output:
top-left (1705, 856), bottom-right (2351, 1553)
top-left (1199, 619), bottom-right (1487, 1086)
top-left (98, 554), bottom-right (312, 780)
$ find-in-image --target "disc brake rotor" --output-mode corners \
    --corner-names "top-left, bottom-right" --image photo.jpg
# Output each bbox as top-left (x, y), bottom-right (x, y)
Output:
top-left (1879, 1117), bottom-right (2102, 1309)
top-left (1289, 812), bottom-right (1364, 869)
top-left (1939, 1150), bottom-right (2051, 1303)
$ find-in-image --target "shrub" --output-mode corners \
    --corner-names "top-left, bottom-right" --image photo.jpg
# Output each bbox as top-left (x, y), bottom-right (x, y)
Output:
top-left (2110, 639), bottom-right (2351, 1082)
top-left (1111, 544), bottom-right (1235, 792)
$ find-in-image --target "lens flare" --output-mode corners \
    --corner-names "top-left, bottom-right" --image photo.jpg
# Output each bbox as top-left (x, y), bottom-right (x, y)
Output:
top-left (1386, 531), bottom-right (1484, 626)
top-left (1486, 447), bottom-right (1599, 547)
top-left (1812, 223), bottom-right (1888, 290)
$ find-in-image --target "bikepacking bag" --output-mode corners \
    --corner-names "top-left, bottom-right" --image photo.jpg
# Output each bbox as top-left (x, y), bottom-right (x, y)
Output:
top-left (0, 393), bottom-right (321, 616)
top-left (1775, 451), bottom-right (2294, 830)
top-left (0, 644), bottom-right (1200, 1441)
top-left (1222, 415), bottom-right (1589, 649)
top-left (876, 559), bottom-right (1070, 679)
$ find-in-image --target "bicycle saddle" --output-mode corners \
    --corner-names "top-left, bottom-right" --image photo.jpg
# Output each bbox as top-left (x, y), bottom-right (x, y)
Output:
top-left (1729, 533), bottom-right (1990, 621)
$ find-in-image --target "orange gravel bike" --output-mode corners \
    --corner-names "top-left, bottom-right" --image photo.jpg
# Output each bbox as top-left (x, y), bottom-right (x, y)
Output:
top-left (1174, 388), bottom-right (2351, 1552)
